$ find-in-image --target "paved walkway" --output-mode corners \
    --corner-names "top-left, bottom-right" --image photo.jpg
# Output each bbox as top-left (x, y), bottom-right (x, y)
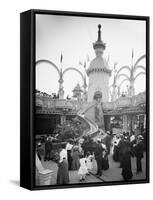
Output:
top-left (36, 152), bottom-right (146, 185)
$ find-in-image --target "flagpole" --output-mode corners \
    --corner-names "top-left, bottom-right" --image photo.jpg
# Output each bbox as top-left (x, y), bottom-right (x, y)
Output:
top-left (131, 48), bottom-right (134, 68)
top-left (60, 53), bottom-right (63, 72)
top-left (58, 53), bottom-right (64, 99)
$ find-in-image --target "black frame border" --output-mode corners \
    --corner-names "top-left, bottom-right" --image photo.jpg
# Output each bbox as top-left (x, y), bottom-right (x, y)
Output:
top-left (20, 9), bottom-right (150, 190)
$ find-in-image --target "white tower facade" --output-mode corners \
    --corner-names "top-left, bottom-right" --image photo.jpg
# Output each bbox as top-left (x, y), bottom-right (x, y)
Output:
top-left (87, 25), bottom-right (111, 102)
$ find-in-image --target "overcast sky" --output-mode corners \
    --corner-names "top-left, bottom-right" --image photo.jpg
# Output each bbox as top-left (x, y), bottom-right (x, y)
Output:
top-left (36, 14), bottom-right (146, 98)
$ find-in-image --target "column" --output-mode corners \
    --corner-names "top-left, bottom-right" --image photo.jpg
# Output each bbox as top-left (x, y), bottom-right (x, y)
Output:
top-left (122, 114), bottom-right (128, 132)
top-left (60, 115), bottom-right (66, 125)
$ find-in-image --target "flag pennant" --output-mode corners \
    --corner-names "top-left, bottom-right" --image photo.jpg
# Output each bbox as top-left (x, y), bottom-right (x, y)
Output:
top-left (114, 62), bottom-right (117, 71)
top-left (79, 61), bottom-right (82, 66)
top-left (60, 53), bottom-right (63, 63)
top-left (132, 48), bottom-right (134, 58)
top-left (84, 61), bottom-right (86, 69)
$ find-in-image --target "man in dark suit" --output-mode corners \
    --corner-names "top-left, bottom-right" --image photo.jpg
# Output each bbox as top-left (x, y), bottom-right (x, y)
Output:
top-left (44, 136), bottom-right (53, 161)
top-left (94, 138), bottom-right (104, 177)
top-left (133, 135), bottom-right (144, 173)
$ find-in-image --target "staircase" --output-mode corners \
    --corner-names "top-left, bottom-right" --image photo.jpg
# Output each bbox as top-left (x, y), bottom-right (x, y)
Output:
top-left (77, 102), bottom-right (100, 138)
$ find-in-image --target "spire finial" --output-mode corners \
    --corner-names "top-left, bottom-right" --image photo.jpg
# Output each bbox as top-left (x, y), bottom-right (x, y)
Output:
top-left (98, 24), bottom-right (101, 41)
top-left (93, 24), bottom-right (106, 50)
top-left (98, 24), bottom-right (101, 30)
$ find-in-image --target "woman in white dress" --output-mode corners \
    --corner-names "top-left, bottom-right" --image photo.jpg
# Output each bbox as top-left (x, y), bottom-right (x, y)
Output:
top-left (78, 154), bottom-right (88, 181)
top-left (57, 144), bottom-right (69, 185)
top-left (86, 152), bottom-right (94, 173)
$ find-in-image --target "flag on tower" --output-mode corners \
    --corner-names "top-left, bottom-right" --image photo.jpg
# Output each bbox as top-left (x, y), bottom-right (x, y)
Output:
top-left (114, 62), bottom-right (117, 71)
top-left (132, 48), bottom-right (134, 58)
top-left (84, 61), bottom-right (86, 69)
top-left (60, 53), bottom-right (63, 63)
top-left (79, 61), bottom-right (82, 66)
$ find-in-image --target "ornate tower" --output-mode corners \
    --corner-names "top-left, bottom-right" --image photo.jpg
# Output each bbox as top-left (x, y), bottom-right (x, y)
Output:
top-left (87, 24), bottom-right (111, 102)
top-left (72, 83), bottom-right (83, 101)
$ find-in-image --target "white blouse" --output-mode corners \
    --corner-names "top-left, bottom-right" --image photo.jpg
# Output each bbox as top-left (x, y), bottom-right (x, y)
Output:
top-left (66, 143), bottom-right (73, 151)
top-left (59, 149), bottom-right (67, 163)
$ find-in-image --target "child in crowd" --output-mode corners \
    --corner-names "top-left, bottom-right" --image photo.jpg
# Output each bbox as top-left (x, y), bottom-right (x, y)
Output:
top-left (78, 154), bottom-right (88, 181)
top-left (86, 152), bottom-right (94, 174)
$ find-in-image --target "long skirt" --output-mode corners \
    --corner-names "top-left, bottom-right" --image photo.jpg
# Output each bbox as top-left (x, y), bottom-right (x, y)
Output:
top-left (67, 150), bottom-right (72, 170)
top-left (96, 158), bottom-right (102, 176)
top-left (121, 154), bottom-right (133, 180)
top-left (113, 146), bottom-right (119, 162)
top-left (101, 157), bottom-right (109, 170)
top-left (71, 151), bottom-right (80, 170)
top-left (57, 160), bottom-right (69, 184)
top-left (71, 157), bottom-right (80, 170)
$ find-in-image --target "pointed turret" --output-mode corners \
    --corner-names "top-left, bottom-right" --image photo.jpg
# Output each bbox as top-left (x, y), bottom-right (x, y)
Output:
top-left (93, 24), bottom-right (106, 50)
top-left (87, 25), bottom-right (111, 102)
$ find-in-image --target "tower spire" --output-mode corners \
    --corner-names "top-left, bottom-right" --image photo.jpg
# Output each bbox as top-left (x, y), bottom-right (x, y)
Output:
top-left (93, 24), bottom-right (106, 50)
top-left (98, 24), bottom-right (101, 41)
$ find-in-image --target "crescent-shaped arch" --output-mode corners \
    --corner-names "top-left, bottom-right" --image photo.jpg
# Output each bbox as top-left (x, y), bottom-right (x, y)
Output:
top-left (134, 55), bottom-right (146, 69)
top-left (117, 73), bottom-right (130, 80)
top-left (63, 67), bottom-right (84, 82)
top-left (36, 59), bottom-right (60, 77)
top-left (134, 72), bottom-right (146, 81)
top-left (118, 78), bottom-right (129, 88)
top-left (116, 65), bottom-right (131, 77)
top-left (134, 65), bottom-right (146, 73)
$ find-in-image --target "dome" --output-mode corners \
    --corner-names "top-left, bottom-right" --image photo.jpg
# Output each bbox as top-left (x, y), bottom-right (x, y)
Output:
top-left (72, 83), bottom-right (83, 92)
top-left (87, 57), bottom-right (111, 76)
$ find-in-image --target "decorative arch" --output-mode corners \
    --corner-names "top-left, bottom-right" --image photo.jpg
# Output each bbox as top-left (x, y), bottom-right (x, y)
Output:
top-left (134, 55), bottom-right (146, 70)
top-left (62, 67), bottom-right (84, 83)
top-left (119, 78), bottom-right (129, 88)
top-left (117, 73), bottom-right (130, 80)
top-left (36, 59), bottom-right (60, 77)
top-left (134, 72), bottom-right (146, 81)
top-left (134, 65), bottom-right (146, 73)
top-left (116, 65), bottom-right (131, 77)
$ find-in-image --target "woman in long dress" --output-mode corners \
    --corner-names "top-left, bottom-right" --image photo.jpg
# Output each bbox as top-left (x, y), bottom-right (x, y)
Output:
top-left (66, 140), bottom-right (73, 170)
top-left (112, 135), bottom-right (121, 162)
top-left (121, 137), bottom-right (133, 180)
top-left (78, 154), bottom-right (88, 181)
top-left (71, 146), bottom-right (80, 170)
top-left (86, 152), bottom-right (94, 172)
top-left (57, 144), bottom-right (69, 185)
top-left (101, 142), bottom-right (109, 170)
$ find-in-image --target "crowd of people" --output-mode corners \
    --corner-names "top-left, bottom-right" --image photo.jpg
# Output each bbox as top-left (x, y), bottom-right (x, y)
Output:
top-left (112, 131), bottom-right (145, 180)
top-left (36, 89), bottom-right (60, 99)
top-left (55, 136), bottom-right (109, 184)
top-left (36, 129), bottom-right (146, 185)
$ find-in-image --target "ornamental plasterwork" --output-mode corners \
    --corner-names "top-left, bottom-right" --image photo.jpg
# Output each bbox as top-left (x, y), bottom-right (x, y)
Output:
top-left (35, 91), bottom-right (146, 115)
top-left (87, 67), bottom-right (111, 76)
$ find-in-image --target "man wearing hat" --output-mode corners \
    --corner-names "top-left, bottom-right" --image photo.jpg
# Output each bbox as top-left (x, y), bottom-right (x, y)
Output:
top-left (104, 131), bottom-right (112, 155)
top-left (94, 138), bottom-right (104, 177)
top-left (44, 135), bottom-right (53, 161)
top-left (133, 135), bottom-right (144, 173)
